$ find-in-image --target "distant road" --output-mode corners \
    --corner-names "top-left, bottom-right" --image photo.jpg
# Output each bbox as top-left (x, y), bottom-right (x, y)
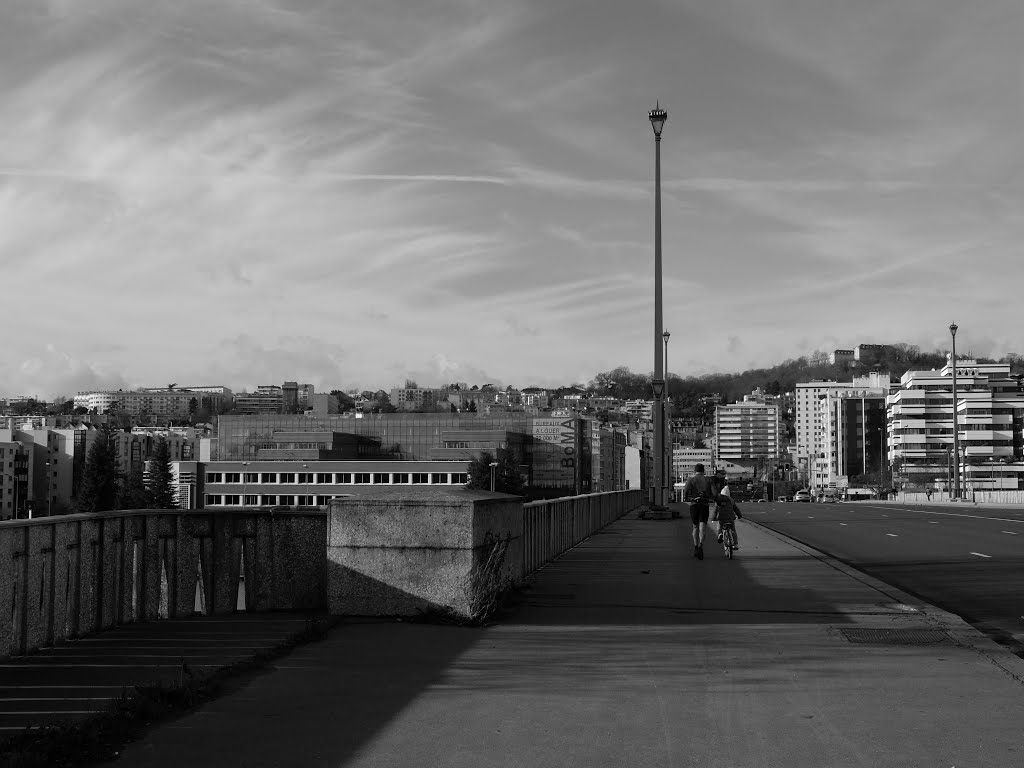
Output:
top-left (747, 501), bottom-right (1024, 654)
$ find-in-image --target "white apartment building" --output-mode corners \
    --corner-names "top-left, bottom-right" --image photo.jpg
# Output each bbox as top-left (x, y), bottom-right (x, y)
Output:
top-left (74, 389), bottom-right (193, 418)
top-left (887, 358), bottom-right (1024, 491)
top-left (795, 380), bottom-right (849, 462)
top-left (714, 401), bottom-right (781, 474)
top-left (623, 400), bottom-right (653, 421)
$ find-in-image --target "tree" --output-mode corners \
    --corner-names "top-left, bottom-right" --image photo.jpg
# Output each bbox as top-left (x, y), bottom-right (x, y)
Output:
top-left (188, 397), bottom-right (199, 419)
top-left (467, 400), bottom-right (478, 413)
top-left (330, 389), bottom-right (356, 411)
top-left (466, 448), bottom-right (525, 494)
top-left (77, 425), bottom-right (120, 514)
top-left (117, 460), bottom-right (151, 510)
top-left (148, 437), bottom-right (178, 509)
top-left (404, 378), bottom-right (419, 389)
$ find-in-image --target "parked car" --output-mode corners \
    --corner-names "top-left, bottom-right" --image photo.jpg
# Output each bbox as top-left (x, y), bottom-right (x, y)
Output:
top-left (793, 490), bottom-right (812, 503)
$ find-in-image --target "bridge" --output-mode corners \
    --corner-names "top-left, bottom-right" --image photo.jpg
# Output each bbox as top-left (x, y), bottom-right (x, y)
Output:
top-left (2, 490), bottom-right (1024, 766)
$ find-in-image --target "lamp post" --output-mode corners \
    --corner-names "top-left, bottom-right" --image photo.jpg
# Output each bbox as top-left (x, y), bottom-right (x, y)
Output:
top-left (878, 426), bottom-right (885, 499)
top-left (489, 461), bottom-right (499, 493)
top-left (663, 330), bottom-right (671, 500)
top-left (649, 102), bottom-right (668, 515)
top-left (950, 323), bottom-right (960, 500)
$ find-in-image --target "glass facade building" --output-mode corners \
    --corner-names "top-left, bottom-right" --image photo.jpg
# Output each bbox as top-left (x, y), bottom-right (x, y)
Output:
top-left (217, 413), bottom-right (592, 496)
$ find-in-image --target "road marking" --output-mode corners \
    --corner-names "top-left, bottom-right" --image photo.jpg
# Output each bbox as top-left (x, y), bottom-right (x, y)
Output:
top-left (839, 523), bottom-right (847, 526)
top-left (886, 533), bottom-right (898, 537)
top-left (879, 506), bottom-right (1024, 524)
top-left (970, 552), bottom-right (992, 558)
top-left (928, 521), bottom-right (939, 524)
top-left (808, 516), bottom-right (814, 519)
top-left (1002, 531), bottom-right (1017, 535)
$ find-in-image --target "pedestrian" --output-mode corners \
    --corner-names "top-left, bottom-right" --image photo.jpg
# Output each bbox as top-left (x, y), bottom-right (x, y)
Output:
top-left (682, 463), bottom-right (719, 560)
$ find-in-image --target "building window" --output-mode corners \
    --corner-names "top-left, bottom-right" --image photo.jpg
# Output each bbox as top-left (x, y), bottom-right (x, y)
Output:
top-left (225, 473), bottom-right (241, 483)
top-left (452, 473), bottom-right (468, 484)
top-left (373, 473), bottom-right (390, 484)
top-left (393, 473), bottom-right (410, 484)
top-left (260, 473), bottom-right (276, 483)
top-left (244, 473), bottom-right (259, 483)
top-left (243, 495), bottom-right (259, 506)
top-left (297, 495), bottom-right (314, 507)
top-left (412, 473), bottom-right (429, 484)
top-left (298, 472), bottom-right (314, 484)
top-left (205, 473), bottom-right (223, 483)
top-left (353, 473), bottom-right (370, 484)
top-left (224, 494), bottom-right (240, 506)
top-left (336, 473), bottom-right (352, 484)
top-left (262, 495), bottom-right (278, 506)
top-left (279, 473), bottom-right (296, 484)
top-left (431, 473), bottom-right (447, 484)
top-left (205, 494), bottom-right (222, 506)
top-left (317, 473), bottom-right (333, 484)
top-left (278, 495), bottom-right (295, 506)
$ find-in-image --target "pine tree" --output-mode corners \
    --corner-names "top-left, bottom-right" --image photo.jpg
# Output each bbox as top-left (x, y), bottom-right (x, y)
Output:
top-left (76, 424), bottom-right (120, 514)
top-left (148, 437), bottom-right (178, 509)
top-left (117, 460), bottom-right (151, 510)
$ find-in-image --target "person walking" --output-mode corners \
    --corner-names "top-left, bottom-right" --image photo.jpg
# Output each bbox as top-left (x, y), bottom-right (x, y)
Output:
top-left (681, 463), bottom-right (718, 560)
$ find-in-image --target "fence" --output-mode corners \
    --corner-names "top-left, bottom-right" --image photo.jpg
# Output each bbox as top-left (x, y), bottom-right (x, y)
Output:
top-left (521, 489), bottom-right (643, 576)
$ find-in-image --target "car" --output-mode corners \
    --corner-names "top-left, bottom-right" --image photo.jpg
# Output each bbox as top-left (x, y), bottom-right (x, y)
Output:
top-left (793, 490), bottom-right (812, 503)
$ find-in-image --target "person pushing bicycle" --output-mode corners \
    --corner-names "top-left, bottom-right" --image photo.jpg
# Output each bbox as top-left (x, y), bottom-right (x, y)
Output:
top-left (713, 478), bottom-right (742, 551)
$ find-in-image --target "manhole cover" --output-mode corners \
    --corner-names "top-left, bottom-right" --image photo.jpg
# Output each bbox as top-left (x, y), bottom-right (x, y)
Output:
top-left (838, 627), bottom-right (949, 645)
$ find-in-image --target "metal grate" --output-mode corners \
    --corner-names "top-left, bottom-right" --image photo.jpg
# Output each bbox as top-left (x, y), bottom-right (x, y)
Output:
top-left (838, 627), bottom-right (950, 645)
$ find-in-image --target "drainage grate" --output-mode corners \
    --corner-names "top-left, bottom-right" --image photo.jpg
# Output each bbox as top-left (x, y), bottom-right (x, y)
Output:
top-left (838, 627), bottom-right (949, 645)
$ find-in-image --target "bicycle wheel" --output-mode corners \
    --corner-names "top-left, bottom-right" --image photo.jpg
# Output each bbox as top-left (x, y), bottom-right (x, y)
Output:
top-left (724, 528), bottom-right (735, 559)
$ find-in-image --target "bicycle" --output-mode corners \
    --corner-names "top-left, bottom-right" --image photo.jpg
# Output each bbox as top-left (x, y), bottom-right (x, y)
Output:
top-left (720, 522), bottom-right (737, 559)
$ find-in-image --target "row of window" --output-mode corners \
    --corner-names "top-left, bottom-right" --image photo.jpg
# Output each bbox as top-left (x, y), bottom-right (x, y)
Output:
top-left (206, 472), bottom-right (469, 485)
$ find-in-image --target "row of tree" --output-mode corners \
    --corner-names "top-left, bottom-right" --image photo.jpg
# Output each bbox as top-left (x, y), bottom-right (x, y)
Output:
top-left (75, 425), bottom-right (178, 514)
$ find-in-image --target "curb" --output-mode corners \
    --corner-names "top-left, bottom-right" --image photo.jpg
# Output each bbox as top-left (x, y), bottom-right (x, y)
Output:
top-left (743, 518), bottom-right (1024, 686)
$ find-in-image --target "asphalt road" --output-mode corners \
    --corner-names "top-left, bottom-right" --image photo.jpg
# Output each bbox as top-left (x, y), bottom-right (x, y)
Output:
top-left (746, 500), bottom-right (1024, 654)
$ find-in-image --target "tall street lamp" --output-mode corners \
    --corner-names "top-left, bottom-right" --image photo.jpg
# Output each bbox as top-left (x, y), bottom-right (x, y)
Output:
top-left (489, 461), bottom-right (499, 493)
top-left (649, 102), bottom-right (668, 515)
top-left (950, 323), bottom-right (960, 500)
top-left (663, 330), bottom-right (672, 501)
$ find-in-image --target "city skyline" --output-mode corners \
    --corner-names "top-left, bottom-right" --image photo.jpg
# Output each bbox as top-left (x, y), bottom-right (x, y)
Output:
top-left (4, 1), bottom-right (1023, 400)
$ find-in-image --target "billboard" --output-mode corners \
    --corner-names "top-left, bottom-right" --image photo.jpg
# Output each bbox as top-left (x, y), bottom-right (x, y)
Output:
top-left (531, 417), bottom-right (580, 491)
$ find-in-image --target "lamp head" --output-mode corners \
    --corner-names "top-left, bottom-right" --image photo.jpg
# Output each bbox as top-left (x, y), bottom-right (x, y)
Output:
top-left (652, 379), bottom-right (666, 398)
top-left (949, 322), bottom-right (958, 337)
top-left (663, 330), bottom-right (671, 341)
top-left (648, 103), bottom-right (667, 137)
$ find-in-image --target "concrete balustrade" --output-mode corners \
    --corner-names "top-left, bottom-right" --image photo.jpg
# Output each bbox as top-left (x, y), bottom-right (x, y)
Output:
top-left (0, 509), bottom-right (327, 657)
top-left (327, 488), bottom-right (643, 619)
top-left (0, 490), bottom-right (644, 655)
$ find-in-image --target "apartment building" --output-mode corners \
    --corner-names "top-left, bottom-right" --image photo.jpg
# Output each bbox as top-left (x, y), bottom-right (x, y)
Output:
top-left (714, 401), bottom-right (781, 473)
top-left (887, 358), bottom-right (1024, 491)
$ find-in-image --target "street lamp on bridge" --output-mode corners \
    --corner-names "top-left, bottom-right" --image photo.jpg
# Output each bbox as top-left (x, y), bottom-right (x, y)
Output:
top-left (648, 102), bottom-right (668, 516)
top-left (950, 323), bottom-right (960, 500)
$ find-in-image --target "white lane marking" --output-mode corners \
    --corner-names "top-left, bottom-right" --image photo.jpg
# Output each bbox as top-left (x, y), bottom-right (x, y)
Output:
top-left (808, 516), bottom-right (815, 519)
top-left (1002, 531), bottom-right (1017, 535)
top-left (0, 697), bottom-right (110, 702)
top-left (876, 506), bottom-right (1024, 524)
top-left (839, 523), bottom-right (847, 526)
top-left (970, 552), bottom-right (992, 558)
top-left (886, 533), bottom-right (898, 537)
top-left (928, 521), bottom-right (939, 524)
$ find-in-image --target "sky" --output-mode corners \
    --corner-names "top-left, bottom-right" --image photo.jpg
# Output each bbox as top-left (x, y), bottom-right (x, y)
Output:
top-left (3, 0), bottom-right (1023, 400)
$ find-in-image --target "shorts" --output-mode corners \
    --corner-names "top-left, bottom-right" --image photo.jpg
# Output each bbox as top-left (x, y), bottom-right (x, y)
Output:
top-left (689, 503), bottom-right (710, 525)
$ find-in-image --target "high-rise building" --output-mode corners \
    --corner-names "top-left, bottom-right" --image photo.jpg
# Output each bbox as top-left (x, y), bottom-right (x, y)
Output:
top-left (714, 401), bottom-right (781, 475)
top-left (887, 358), bottom-right (1024, 492)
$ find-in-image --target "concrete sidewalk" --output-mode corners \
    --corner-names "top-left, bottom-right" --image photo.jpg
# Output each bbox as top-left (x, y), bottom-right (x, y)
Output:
top-left (112, 507), bottom-right (1024, 768)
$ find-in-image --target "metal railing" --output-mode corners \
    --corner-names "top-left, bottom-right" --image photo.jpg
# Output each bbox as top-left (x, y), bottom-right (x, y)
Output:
top-left (521, 490), bottom-right (643, 577)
